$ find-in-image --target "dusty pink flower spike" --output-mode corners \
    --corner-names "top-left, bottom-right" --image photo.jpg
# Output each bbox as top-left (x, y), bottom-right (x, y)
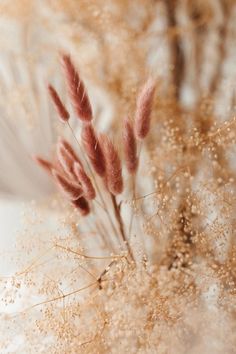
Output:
top-left (72, 197), bottom-right (90, 216)
top-left (48, 84), bottom-right (70, 123)
top-left (135, 78), bottom-right (156, 139)
top-left (59, 138), bottom-right (83, 166)
top-left (52, 169), bottom-right (83, 201)
top-left (123, 118), bottom-right (138, 174)
top-left (56, 141), bottom-right (79, 183)
top-left (100, 134), bottom-right (123, 195)
top-left (61, 54), bottom-right (93, 122)
top-left (73, 162), bottom-right (96, 200)
top-left (33, 156), bottom-right (53, 175)
top-left (81, 124), bottom-right (106, 177)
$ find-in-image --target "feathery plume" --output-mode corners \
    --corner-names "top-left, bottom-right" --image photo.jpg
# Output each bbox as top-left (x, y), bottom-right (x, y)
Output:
top-left (81, 124), bottom-right (106, 177)
top-left (48, 84), bottom-right (70, 123)
top-left (61, 54), bottom-right (93, 122)
top-left (123, 118), bottom-right (138, 174)
top-left (72, 197), bottom-right (90, 216)
top-left (56, 141), bottom-right (79, 182)
top-left (52, 170), bottom-right (83, 200)
top-left (59, 138), bottom-right (82, 166)
top-left (33, 156), bottom-right (53, 174)
top-left (73, 162), bottom-right (96, 200)
top-left (100, 134), bottom-right (123, 195)
top-left (135, 78), bottom-right (156, 139)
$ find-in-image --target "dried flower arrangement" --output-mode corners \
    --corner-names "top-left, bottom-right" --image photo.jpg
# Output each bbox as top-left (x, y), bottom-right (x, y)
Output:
top-left (35, 54), bottom-right (156, 264)
top-left (0, 0), bottom-right (236, 198)
top-left (0, 0), bottom-right (236, 354)
top-left (0, 51), bottom-right (235, 353)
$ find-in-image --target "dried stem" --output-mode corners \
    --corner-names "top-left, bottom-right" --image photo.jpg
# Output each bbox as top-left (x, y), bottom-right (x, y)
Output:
top-left (110, 194), bottom-right (134, 262)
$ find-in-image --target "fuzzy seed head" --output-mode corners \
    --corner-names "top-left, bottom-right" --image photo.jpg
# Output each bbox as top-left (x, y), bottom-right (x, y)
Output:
top-left (81, 124), bottom-right (106, 177)
top-left (72, 197), bottom-right (90, 216)
top-left (52, 169), bottom-right (83, 200)
top-left (135, 78), bottom-right (156, 139)
top-left (73, 162), bottom-right (96, 200)
top-left (123, 118), bottom-right (138, 174)
top-left (33, 156), bottom-right (53, 175)
top-left (48, 84), bottom-right (70, 122)
top-left (59, 138), bottom-right (82, 166)
top-left (61, 55), bottom-right (93, 122)
top-left (100, 134), bottom-right (123, 195)
top-left (56, 141), bottom-right (79, 183)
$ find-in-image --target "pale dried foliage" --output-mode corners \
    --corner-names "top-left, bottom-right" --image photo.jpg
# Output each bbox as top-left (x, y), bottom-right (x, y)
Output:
top-left (0, 1), bottom-right (236, 354)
